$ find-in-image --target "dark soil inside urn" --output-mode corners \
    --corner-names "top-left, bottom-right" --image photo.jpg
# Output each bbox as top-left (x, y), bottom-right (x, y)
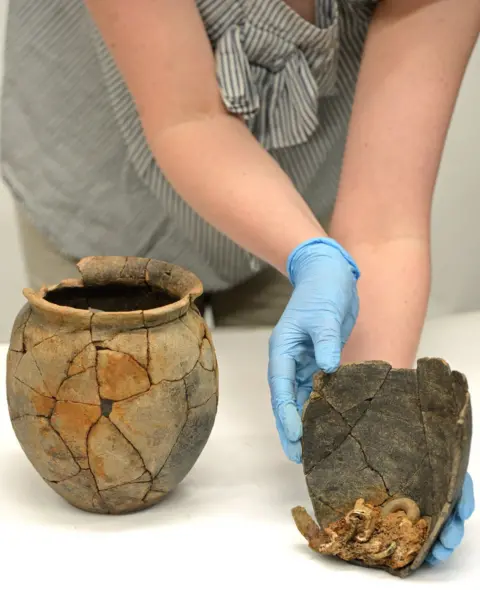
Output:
top-left (44, 284), bottom-right (179, 312)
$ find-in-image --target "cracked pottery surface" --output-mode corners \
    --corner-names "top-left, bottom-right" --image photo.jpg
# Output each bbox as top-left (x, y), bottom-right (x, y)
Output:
top-left (6, 256), bottom-right (219, 515)
top-left (293, 359), bottom-right (472, 577)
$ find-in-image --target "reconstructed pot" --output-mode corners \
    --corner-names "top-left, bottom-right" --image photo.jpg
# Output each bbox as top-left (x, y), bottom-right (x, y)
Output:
top-left (6, 256), bottom-right (219, 514)
top-left (292, 358), bottom-right (472, 578)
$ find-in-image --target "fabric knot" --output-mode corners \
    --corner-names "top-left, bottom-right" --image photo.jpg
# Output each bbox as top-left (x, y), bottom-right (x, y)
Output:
top-left (215, 11), bottom-right (340, 150)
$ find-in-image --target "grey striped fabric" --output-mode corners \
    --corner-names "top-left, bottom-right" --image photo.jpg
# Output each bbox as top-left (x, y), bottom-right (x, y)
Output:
top-left (0, 0), bottom-right (378, 292)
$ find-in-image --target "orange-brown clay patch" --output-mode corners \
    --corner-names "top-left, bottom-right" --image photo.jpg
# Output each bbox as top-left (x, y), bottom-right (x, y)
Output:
top-left (33, 393), bottom-right (56, 417)
top-left (87, 417), bottom-right (145, 490)
top-left (51, 402), bottom-right (101, 468)
top-left (97, 350), bottom-right (150, 401)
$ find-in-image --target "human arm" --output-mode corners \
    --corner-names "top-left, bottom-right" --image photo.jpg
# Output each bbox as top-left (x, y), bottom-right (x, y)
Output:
top-left (84, 0), bottom-right (327, 273)
top-left (84, 0), bottom-right (362, 464)
top-left (328, 0), bottom-right (480, 369)
top-left (327, 0), bottom-right (479, 563)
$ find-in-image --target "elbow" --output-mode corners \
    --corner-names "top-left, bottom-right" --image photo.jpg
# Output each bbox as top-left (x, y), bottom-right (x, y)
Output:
top-left (330, 206), bottom-right (432, 251)
top-left (138, 94), bottom-right (241, 158)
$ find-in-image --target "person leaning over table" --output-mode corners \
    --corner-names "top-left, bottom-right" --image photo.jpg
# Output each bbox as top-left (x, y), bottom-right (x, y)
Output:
top-left (0, 0), bottom-right (476, 566)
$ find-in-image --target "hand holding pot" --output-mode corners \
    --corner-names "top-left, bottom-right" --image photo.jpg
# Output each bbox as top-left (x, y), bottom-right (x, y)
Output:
top-left (426, 473), bottom-right (475, 565)
top-left (267, 237), bottom-right (360, 463)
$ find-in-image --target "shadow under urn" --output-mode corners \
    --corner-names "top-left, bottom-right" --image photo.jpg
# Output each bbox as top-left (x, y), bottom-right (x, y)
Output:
top-left (6, 256), bottom-right (219, 514)
top-left (292, 358), bottom-right (472, 578)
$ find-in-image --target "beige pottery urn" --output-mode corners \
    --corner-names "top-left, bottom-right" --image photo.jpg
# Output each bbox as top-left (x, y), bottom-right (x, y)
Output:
top-left (6, 256), bottom-right (219, 514)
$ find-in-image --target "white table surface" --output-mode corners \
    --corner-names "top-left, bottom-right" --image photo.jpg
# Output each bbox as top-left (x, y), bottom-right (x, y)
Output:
top-left (0, 312), bottom-right (479, 589)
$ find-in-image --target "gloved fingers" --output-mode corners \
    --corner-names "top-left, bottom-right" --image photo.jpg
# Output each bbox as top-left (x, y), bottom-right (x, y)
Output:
top-left (275, 414), bottom-right (302, 464)
top-left (425, 554), bottom-right (441, 567)
top-left (295, 354), bottom-right (317, 381)
top-left (457, 472), bottom-right (475, 521)
top-left (310, 314), bottom-right (343, 373)
top-left (277, 402), bottom-right (303, 443)
top-left (268, 353), bottom-right (302, 442)
top-left (295, 356), bottom-right (317, 411)
top-left (286, 439), bottom-right (302, 464)
top-left (439, 513), bottom-right (464, 550)
top-left (268, 354), bottom-right (296, 405)
top-left (340, 292), bottom-right (359, 347)
top-left (340, 312), bottom-right (356, 348)
top-left (430, 541), bottom-right (454, 562)
top-left (296, 383), bottom-right (312, 414)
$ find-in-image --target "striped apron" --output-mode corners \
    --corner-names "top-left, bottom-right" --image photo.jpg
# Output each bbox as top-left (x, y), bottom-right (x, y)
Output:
top-left (0, 0), bottom-right (378, 292)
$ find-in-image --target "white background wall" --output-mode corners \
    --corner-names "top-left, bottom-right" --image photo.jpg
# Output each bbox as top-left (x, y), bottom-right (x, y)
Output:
top-left (0, 0), bottom-right (478, 341)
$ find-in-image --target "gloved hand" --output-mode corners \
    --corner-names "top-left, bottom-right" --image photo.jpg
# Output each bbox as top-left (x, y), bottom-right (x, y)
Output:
top-left (268, 237), bottom-right (360, 463)
top-left (425, 472), bottom-right (475, 566)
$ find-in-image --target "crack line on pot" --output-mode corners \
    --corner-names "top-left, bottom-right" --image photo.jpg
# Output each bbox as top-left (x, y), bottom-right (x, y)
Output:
top-left (159, 359), bottom-right (202, 387)
top-left (179, 315), bottom-right (203, 344)
top-left (446, 390), bottom-right (471, 505)
top-left (345, 399), bottom-right (373, 429)
top-left (8, 352), bottom-right (23, 380)
top-left (142, 483), bottom-right (154, 502)
top-left (141, 312), bottom-right (153, 382)
top-left (89, 310), bottom-right (96, 343)
top-left (151, 382), bottom-right (189, 480)
top-left (198, 345), bottom-right (216, 372)
top-left (349, 433), bottom-right (391, 497)
top-left (92, 323), bottom-right (102, 401)
top-left (134, 470), bottom-right (153, 483)
top-left (14, 307), bottom-right (33, 353)
top-left (86, 416), bottom-right (102, 485)
top-left (107, 418), bottom-right (152, 478)
top-left (304, 436), bottom-right (347, 477)
top-left (304, 439), bottom-right (351, 478)
top-left (29, 350), bottom-right (54, 397)
top-left (188, 391), bottom-right (218, 411)
top-left (48, 418), bottom-right (83, 473)
top-left (415, 369), bottom-right (435, 510)
top-left (82, 467), bottom-right (110, 513)
top-left (48, 399), bottom-right (56, 419)
top-left (119, 257), bottom-right (129, 280)
top-left (98, 476), bottom-right (151, 494)
top-left (99, 335), bottom-right (150, 371)
top-left (31, 330), bottom-right (62, 349)
top-left (325, 365), bottom-right (391, 418)
top-left (57, 367), bottom-right (97, 397)
top-left (396, 452), bottom-right (430, 508)
top-left (142, 258), bottom-right (152, 283)
top-left (45, 472), bottom-right (84, 485)
top-left (144, 318), bottom-right (153, 385)
top-left (304, 385), bottom-right (395, 487)
top-left (11, 406), bottom-right (53, 420)
top-left (110, 389), bottom-right (151, 404)
top-left (64, 342), bottom-right (96, 376)
top-left (303, 394), bottom-right (357, 477)
top-left (312, 494), bottom-right (344, 518)
top-left (14, 376), bottom-right (53, 400)
top-left (54, 397), bottom-right (100, 408)
top-left (97, 349), bottom-right (152, 391)
top-left (9, 343), bottom-right (25, 354)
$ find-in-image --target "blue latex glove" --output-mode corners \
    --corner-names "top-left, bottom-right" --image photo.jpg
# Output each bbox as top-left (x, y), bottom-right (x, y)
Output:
top-left (268, 237), bottom-right (360, 463)
top-left (425, 472), bottom-right (475, 566)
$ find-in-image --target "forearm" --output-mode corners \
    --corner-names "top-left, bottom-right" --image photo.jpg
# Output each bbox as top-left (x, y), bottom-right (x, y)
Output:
top-left (329, 0), bottom-right (480, 366)
top-left (340, 238), bottom-right (430, 368)
top-left (85, 0), bottom-right (326, 275)
top-left (150, 114), bottom-right (326, 274)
